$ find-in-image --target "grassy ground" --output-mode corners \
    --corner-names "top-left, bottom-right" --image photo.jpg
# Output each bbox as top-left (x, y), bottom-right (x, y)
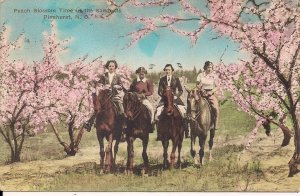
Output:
top-left (0, 98), bottom-right (254, 165)
top-left (2, 97), bottom-right (299, 192)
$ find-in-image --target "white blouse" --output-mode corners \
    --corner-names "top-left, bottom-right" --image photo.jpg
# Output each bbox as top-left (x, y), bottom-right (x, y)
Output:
top-left (196, 72), bottom-right (214, 90)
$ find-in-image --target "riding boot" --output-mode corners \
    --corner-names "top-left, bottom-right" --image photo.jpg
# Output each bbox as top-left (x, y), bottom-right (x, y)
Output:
top-left (84, 114), bottom-right (96, 132)
top-left (120, 113), bottom-right (127, 143)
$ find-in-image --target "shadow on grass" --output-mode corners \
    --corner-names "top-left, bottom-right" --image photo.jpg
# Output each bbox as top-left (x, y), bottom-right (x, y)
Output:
top-left (91, 160), bottom-right (196, 177)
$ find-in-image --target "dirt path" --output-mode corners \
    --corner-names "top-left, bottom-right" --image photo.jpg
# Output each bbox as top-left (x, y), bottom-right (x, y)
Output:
top-left (0, 130), bottom-right (299, 191)
top-left (237, 130), bottom-right (300, 192)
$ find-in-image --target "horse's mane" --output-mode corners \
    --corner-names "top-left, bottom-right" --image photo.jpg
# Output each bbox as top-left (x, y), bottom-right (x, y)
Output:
top-left (124, 92), bottom-right (147, 115)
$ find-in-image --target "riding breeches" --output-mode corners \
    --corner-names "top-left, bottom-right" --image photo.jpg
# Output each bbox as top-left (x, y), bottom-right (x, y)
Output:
top-left (142, 99), bottom-right (154, 123)
top-left (207, 94), bottom-right (219, 129)
top-left (112, 93), bottom-right (125, 115)
top-left (155, 104), bottom-right (186, 120)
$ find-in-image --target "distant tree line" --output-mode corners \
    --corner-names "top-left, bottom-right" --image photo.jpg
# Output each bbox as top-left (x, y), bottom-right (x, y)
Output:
top-left (144, 66), bottom-right (199, 85)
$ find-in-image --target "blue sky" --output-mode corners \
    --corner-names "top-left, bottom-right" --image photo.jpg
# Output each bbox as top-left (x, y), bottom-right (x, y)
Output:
top-left (0, 0), bottom-right (248, 71)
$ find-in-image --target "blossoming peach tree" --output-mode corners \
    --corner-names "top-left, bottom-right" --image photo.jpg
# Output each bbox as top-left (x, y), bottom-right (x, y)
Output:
top-left (98, 0), bottom-right (299, 176)
top-left (0, 21), bottom-right (133, 161)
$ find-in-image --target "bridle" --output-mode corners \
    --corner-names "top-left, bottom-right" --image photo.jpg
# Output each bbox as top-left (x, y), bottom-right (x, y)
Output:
top-left (125, 92), bottom-right (144, 121)
top-left (95, 90), bottom-right (114, 114)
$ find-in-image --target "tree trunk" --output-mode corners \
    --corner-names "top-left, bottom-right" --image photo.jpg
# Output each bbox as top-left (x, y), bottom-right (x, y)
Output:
top-left (68, 121), bottom-right (76, 156)
top-left (10, 149), bottom-right (20, 163)
top-left (288, 116), bottom-right (300, 177)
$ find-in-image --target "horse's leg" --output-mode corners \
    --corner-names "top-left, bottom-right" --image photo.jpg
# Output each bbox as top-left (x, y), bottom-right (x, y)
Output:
top-left (162, 140), bottom-right (169, 169)
top-left (96, 132), bottom-right (105, 174)
top-left (190, 128), bottom-right (197, 164)
top-left (105, 133), bottom-right (113, 173)
top-left (142, 134), bottom-right (149, 176)
top-left (170, 138), bottom-right (178, 169)
top-left (208, 128), bottom-right (215, 161)
top-left (177, 139), bottom-right (183, 168)
top-left (126, 136), bottom-right (134, 175)
top-left (199, 134), bottom-right (207, 166)
top-left (113, 139), bottom-right (120, 168)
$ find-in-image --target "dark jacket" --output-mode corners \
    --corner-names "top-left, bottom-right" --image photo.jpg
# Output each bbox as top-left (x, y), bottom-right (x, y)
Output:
top-left (99, 72), bottom-right (122, 87)
top-left (158, 75), bottom-right (184, 105)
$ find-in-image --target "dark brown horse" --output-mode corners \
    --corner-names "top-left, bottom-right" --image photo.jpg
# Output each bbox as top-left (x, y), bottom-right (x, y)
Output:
top-left (92, 88), bottom-right (122, 173)
top-left (157, 87), bottom-right (184, 169)
top-left (187, 89), bottom-right (215, 165)
top-left (123, 92), bottom-right (151, 175)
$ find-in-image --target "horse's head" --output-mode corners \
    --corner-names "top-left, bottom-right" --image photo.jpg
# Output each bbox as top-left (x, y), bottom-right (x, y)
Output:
top-left (92, 88), bottom-right (112, 114)
top-left (187, 89), bottom-right (205, 118)
top-left (123, 92), bottom-right (140, 120)
top-left (92, 92), bottom-right (100, 114)
top-left (162, 87), bottom-right (174, 115)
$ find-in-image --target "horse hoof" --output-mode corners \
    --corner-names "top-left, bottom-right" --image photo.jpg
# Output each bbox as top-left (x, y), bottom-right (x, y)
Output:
top-left (141, 169), bottom-right (149, 177)
top-left (98, 169), bottom-right (104, 175)
top-left (142, 173), bottom-right (149, 177)
top-left (193, 158), bottom-right (199, 165)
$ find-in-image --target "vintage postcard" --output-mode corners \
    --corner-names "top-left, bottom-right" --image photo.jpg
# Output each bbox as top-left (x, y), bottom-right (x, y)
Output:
top-left (0, 0), bottom-right (299, 192)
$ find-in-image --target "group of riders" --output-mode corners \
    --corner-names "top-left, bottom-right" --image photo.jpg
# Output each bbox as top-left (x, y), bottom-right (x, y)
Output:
top-left (86, 60), bottom-right (219, 140)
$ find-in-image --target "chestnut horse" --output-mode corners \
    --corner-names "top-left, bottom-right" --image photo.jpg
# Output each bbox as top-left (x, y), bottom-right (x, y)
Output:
top-left (157, 87), bottom-right (184, 169)
top-left (187, 89), bottom-right (215, 165)
top-left (92, 89), bottom-right (123, 173)
top-left (123, 92), bottom-right (151, 175)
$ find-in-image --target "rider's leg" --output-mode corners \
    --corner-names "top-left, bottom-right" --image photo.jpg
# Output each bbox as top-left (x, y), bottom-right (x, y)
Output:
top-left (177, 105), bottom-right (190, 138)
top-left (115, 101), bottom-right (127, 142)
top-left (84, 113), bottom-right (96, 132)
top-left (154, 105), bottom-right (164, 121)
top-left (155, 105), bottom-right (164, 140)
top-left (142, 99), bottom-right (155, 133)
top-left (208, 95), bottom-right (219, 130)
top-left (142, 99), bottom-right (154, 123)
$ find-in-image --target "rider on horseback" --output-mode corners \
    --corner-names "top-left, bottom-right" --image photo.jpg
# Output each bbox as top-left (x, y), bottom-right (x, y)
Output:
top-left (154, 64), bottom-right (190, 139)
top-left (187, 61), bottom-right (219, 130)
top-left (129, 67), bottom-right (155, 132)
top-left (85, 60), bottom-right (126, 134)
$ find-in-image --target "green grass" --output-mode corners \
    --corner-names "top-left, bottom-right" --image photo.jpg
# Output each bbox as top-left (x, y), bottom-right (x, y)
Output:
top-left (0, 97), bottom-right (255, 166)
top-left (219, 99), bottom-right (256, 136)
top-left (33, 144), bottom-right (263, 192)
top-left (0, 90), bottom-right (264, 191)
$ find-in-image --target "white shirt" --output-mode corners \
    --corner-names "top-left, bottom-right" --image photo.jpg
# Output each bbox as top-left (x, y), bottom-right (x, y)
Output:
top-left (167, 75), bottom-right (172, 86)
top-left (196, 72), bottom-right (214, 90)
top-left (137, 76), bottom-right (147, 83)
top-left (108, 72), bottom-right (115, 85)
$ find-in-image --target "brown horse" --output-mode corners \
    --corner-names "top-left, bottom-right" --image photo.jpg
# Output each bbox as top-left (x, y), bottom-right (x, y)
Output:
top-left (92, 88), bottom-right (122, 173)
top-left (123, 92), bottom-right (151, 175)
top-left (187, 89), bottom-right (215, 165)
top-left (157, 87), bottom-right (184, 169)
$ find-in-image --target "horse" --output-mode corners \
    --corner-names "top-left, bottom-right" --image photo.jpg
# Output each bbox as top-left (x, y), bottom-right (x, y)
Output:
top-left (157, 87), bottom-right (185, 169)
top-left (186, 89), bottom-right (215, 165)
top-left (92, 88), bottom-right (123, 173)
top-left (123, 92), bottom-right (152, 175)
